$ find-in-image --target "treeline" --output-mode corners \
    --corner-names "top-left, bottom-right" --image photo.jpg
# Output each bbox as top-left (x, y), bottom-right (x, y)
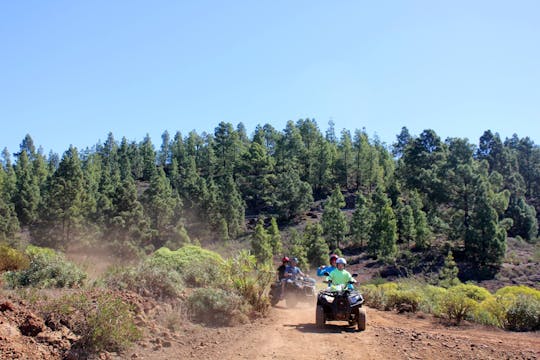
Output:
top-left (0, 120), bottom-right (538, 268)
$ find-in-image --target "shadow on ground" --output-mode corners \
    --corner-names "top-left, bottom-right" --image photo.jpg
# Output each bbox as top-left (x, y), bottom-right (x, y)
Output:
top-left (285, 322), bottom-right (359, 334)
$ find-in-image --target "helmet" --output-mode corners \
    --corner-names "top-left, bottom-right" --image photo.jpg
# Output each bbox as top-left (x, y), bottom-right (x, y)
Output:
top-left (291, 257), bottom-right (299, 263)
top-left (329, 254), bottom-right (339, 261)
top-left (282, 257), bottom-right (289, 263)
top-left (336, 257), bottom-right (347, 265)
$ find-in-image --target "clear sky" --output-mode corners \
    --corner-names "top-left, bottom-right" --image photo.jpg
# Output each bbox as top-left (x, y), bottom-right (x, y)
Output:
top-left (1, 0), bottom-right (539, 156)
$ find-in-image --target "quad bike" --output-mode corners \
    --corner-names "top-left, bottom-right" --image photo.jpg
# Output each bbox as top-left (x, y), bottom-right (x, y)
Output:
top-left (269, 276), bottom-right (317, 308)
top-left (315, 274), bottom-right (366, 331)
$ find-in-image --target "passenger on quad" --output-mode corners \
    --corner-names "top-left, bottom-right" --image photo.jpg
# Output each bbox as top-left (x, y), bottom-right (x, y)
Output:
top-left (277, 257), bottom-right (289, 281)
top-left (327, 257), bottom-right (356, 289)
top-left (317, 254), bottom-right (338, 277)
top-left (280, 257), bottom-right (305, 299)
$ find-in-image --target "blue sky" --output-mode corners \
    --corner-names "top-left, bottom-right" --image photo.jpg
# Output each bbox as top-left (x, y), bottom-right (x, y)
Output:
top-left (1, 1), bottom-right (539, 156)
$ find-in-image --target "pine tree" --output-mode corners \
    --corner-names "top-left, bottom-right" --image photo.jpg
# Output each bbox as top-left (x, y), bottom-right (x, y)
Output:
top-left (237, 141), bottom-right (275, 212)
top-left (276, 120), bottom-right (306, 170)
top-left (368, 187), bottom-right (397, 260)
top-left (288, 229), bottom-right (309, 270)
top-left (217, 175), bottom-right (245, 238)
top-left (117, 137), bottom-right (133, 180)
top-left (0, 177), bottom-right (19, 243)
top-left (352, 129), bottom-right (371, 191)
top-left (399, 129), bottom-right (447, 210)
top-left (321, 187), bottom-right (348, 250)
top-left (108, 177), bottom-right (151, 256)
top-left (140, 134), bottom-right (157, 181)
top-left (336, 129), bottom-right (354, 190)
top-left (157, 130), bottom-right (171, 167)
top-left (142, 167), bottom-right (179, 249)
top-left (251, 218), bottom-right (273, 265)
top-left (305, 223), bottom-right (330, 268)
top-left (268, 217), bottom-right (282, 255)
top-left (1, 148), bottom-right (16, 200)
top-left (218, 218), bottom-right (229, 242)
top-left (505, 195), bottom-right (538, 242)
top-left (98, 132), bottom-right (119, 174)
top-left (213, 122), bottom-right (239, 178)
top-left (350, 192), bottom-right (374, 247)
top-left (81, 153), bottom-right (102, 224)
top-left (397, 202), bottom-right (416, 247)
top-left (465, 180), bottom-right (507, 268)
top-left (272, 162), bottom-right (313, 221)
top-left (392, 126), bottom-right (412, 158)
top-left (13, 150), bottom-right (40, 226)
top-left (312, 138), bottom-right (335, 198)
top-left (32, 146), bottom-right (86, 249)
top-left (170, 131), bottom-right (186, 172)
top-left (439, 250), bottom-right (460, 288)
top-left (409, 191), bottom-right (431, 250)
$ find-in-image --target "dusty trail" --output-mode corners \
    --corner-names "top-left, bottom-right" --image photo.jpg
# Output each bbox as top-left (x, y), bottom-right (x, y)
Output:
top-left (213, 303), bottom-right (540, 360)
top-left (220, 303), bottom-right (391, 360)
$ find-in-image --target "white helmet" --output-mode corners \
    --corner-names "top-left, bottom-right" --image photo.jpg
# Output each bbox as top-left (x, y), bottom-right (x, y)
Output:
top-left (336, 257), bottom-right (347, 265)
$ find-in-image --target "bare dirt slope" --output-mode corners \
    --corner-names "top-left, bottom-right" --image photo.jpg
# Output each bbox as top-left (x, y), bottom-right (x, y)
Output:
top-left (125, 302), bottom-right (540, 360)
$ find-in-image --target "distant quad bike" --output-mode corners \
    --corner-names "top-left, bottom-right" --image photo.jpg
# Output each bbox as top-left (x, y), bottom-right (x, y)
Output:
top-left (316, 274), bottom-right (366, 331)
top-left (270, 276), bottom-right (317, 308)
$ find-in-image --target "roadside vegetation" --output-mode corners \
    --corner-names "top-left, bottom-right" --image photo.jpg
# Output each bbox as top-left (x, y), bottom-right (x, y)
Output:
top-left (1, 243), bottom-right (274, 356)
top-left (361, 281), bottom-right (540, 331)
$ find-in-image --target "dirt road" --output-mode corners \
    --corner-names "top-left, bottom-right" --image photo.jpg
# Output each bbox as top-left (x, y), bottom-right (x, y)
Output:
top-left (216, 303), bottom-right (539, 360)
top-left (127, 301), bottom-right (539, 360)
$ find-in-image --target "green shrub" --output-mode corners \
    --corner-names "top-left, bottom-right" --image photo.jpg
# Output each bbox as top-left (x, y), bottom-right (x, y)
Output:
top-left (379, 282), bottom-right (399, 292)
top-left (469, 285), bottom-right (540, 331)
top-left (360, 282), bottom-right (422, 312)
top-left (360, 284), bottom-right (386, 310)
top-left (42, 290), bottom-right (141, 353)
top-left (419, 285), bottom-right (447, 316)
top-left (505, 294), bottom-right (540, 331)
top-left (440, 287), bottom-right (478, 324)
top-left (187, 287), bottom-right (247, 326)
top-left (103, 264), bottom-right (184, 300)
top-left (474, 296), bottom-right (505, 327)
top-left (451, 283), bottom-right (491, 302)
top-left (225, 250), bottom-right (274, 315)
top-left (495, 285), bottom-right (540, 302)
top-left (145, 245), bottom-right (227, 287)
top-left (4, 246), bottom-right (86, 288)
top-left (385, 289), bottom-right (422, 312)
top-left (0, 244), bottom-right (29, 272)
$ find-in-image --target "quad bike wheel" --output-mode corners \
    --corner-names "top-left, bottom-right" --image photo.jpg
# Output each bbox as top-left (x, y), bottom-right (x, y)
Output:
top-left (269, 286), bottom-right (281, 306)
top-left (316, 305), bottom-right (325, 328)
top-left (270, 294), bottom-right (280, 306)
top-left (357, 308), bottom-right (366, 331)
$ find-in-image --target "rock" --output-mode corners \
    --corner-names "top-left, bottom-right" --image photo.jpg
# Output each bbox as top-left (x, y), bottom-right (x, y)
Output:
top-left (19, 314), bottom-right (45, 336)
top-left (0, 301), bottom-right (15, 312)
top-left (63, 349), bottom-right (80, 360)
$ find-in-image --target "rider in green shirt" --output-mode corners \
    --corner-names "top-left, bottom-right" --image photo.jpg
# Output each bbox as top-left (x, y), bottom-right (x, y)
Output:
top-left (327, 257), bottom-right (355, 287)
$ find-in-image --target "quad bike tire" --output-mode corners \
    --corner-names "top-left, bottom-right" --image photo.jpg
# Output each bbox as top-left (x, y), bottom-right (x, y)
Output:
top-left (269, 286), bottom-right (281, 306)
top-left (270, 294), bottom-right (280, 306)
top-left (357, 308), bottom-right (366, 331)
top-left (316, 305), bottom-right (325, 328)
